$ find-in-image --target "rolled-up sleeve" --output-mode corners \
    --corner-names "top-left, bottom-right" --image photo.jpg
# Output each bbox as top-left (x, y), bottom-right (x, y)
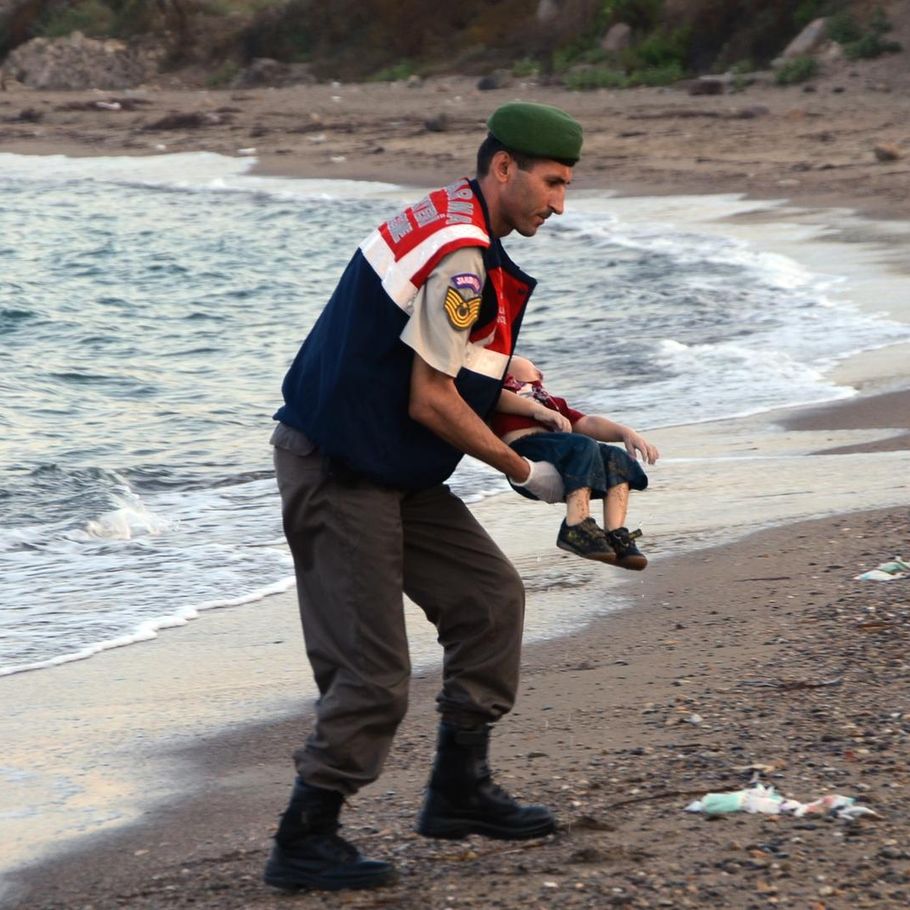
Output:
top-left (399, 247), bottom-right (486, 377)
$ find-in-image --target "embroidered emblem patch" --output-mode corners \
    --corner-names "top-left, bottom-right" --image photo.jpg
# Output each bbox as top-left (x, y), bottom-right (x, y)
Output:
top-left (444, 287), bottom-right (481, 330)
top-left (451, 273), bottom-right (482, 295)
top-left (444, 273), bottom-right (483, 330)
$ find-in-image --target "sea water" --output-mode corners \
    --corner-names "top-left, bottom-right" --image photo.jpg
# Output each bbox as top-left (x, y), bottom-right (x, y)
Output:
top-left (2, 151), bottom-right (909, 677)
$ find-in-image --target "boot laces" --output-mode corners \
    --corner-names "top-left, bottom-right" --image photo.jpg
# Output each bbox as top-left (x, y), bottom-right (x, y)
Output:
top-left (479, 774), bottom-right (519, 806)
top-left (324, 831), bottom-right (360, 862)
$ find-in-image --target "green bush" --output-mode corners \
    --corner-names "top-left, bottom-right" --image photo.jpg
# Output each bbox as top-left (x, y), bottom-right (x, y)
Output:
top-left (370, 60), bottom-right (416, 81)
top-left (511, 57), bottom-right (538, 77)
top-left (633, 28), bottom-right (690, 69)
top-left (829, 7), bottom-right (901, 60)
top-left (626, 61), bottom-right (684, 86)
top-left (843, 33), bottom-right (902, 59)
top-left (775, 55), bottom-right (818, 85)
top-left (40, 0), bottom-right (116, 38)
top-left (826, 11), bottom-right (863, 44)
top-left (728, 59), bottom-right (754, 92)
top-left (869, 6), bottom-right (893, 36)
top-left (109, 0), bottom-right (165, 37)
top-left (793, 0), bottom-right (850, 30)
top-left (206, 59), bottom-right (241, 87)
top-left (564, 65), bottom-right (628, 90)
top-left (552, 44), bottom-right (611, 73)
top-left (600, 0), bottom-right (662, 32)
top-left (730, 58), bottom-right (755, 74)
top-left (794, 1), bottom-right (824, 29)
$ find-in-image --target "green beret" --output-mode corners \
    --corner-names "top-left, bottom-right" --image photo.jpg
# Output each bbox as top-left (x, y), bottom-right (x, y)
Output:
top-left (487, 101), bottom-right (583, 164)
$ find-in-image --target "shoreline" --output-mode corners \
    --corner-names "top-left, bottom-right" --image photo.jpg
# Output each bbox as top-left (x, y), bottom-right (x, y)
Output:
top-left (1, 73), bottom-right (909, 221)
top-left (3, 75), bottom-right (910, 908)
top-left (2, 157), bottom-right (908, 683)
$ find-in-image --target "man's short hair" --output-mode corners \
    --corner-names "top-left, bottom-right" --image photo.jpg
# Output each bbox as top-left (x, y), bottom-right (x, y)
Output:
top-left (476, 134), bottom-right (576, 177)
top-left (476, 134), bottom-right (532, 176)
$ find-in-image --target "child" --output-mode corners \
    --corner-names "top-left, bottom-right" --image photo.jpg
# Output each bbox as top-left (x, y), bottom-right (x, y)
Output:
top-left (493, 355), bottom-right (659, 569)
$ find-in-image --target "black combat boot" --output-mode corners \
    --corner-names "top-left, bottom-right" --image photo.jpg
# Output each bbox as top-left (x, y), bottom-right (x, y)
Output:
top-left (263, 779), bottom-right (396, 891)
top-left (416, 722), bottom-right (556, 840)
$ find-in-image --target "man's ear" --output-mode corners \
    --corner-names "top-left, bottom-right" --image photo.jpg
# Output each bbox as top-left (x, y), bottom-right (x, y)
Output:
top-left (490, 150), bottom-right (513, 184)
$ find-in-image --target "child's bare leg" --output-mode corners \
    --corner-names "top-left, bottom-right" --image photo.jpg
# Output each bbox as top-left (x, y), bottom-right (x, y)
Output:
top-left (566, 487), bottom-right (591, 525)
top-left (603, 482), bottom-right (629, 531)
top-left (601, 483), bottom-right (647, 570)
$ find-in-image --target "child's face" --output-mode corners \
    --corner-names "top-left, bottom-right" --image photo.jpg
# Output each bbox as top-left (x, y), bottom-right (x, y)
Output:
top-left (509, 355), bottom-right (543, 384)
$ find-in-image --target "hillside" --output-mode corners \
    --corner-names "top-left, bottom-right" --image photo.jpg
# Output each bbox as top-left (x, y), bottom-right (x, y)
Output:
top-left (0, 0), bottom-right (907, 88)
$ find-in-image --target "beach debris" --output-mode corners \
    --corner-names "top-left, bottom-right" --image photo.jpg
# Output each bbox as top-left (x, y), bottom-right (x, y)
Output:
top-left (57, 98), bottom-right (149, 112)
top-left (424, 112), bottom-right (451, 132)
top-left (10, 107), bottom-right (42, 123)
top-left (142, 111), bottom-right (225, 131)
top-left (477, 70), bottom-right (512, 91)
top-left (686, 783), bottom-right (878, 821)
top-left (734, 104), bottom-right (771, 119)
top-left (873, 143), bottom-right (902, 162)
top-left (687, 77), bottom-right (725, 96)
top-left (855, 557), bottom-right (910, 580)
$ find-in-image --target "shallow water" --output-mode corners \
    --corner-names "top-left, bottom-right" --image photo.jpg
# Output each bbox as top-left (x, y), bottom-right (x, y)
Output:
top-left (2, 152), bottom-right (909, 676)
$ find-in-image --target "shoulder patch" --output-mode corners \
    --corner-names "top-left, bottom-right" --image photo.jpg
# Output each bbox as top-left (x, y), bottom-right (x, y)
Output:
top-left (451, 272), bottom-right (483, 295)
top-left (445, 288), bottom-right (482, 330)
top-left (444, 273), bottom-right (483, 330)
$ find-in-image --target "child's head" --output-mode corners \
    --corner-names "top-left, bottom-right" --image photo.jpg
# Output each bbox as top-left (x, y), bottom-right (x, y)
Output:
top-left (508, 355), bottom-right (543, 384)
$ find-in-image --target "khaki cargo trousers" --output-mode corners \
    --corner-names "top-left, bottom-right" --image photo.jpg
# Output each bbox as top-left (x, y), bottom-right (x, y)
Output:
top-left (273, 442), bottom-right (525, 796)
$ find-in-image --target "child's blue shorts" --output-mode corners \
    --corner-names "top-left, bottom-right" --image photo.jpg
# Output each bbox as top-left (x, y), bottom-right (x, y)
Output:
top-left (509, 432), bottom-right (648, 500)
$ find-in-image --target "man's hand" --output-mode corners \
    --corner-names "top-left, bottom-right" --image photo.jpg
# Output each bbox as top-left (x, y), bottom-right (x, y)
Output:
top-left (510, 458), bottom-right (565, 503)
top-left (409, 355), bottom-right (534, 482)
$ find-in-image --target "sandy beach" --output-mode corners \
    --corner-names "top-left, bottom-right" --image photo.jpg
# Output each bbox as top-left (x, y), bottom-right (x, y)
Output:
top-left (2, 54), bottom-right (910, 910)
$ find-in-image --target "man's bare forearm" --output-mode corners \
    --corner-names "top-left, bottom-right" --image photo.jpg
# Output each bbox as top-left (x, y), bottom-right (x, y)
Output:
top-left (410, 357), bottom-right (530, 481)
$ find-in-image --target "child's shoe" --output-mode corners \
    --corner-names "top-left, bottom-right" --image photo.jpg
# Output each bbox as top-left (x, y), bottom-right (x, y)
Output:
top-left (556, 518), bottom-right (616, 562)
top-left (604, 527), bottom-right (647, 571)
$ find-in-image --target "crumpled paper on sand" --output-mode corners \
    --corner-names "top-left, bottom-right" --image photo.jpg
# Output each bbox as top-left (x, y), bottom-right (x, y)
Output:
top-left (855, 558), bottom-right (910, 581)
top-left (685, 783), bottom-right (878, 821)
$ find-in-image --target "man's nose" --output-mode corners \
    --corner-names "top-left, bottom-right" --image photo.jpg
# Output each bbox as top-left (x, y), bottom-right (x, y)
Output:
top-left (548, 186), bottom-right (566, 215)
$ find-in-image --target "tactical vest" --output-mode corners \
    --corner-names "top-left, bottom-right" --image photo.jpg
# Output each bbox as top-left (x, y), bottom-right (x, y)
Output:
top-left (274, 178), bottom-right (536, 489)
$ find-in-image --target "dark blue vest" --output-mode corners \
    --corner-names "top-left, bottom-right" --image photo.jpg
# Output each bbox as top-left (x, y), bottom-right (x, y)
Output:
top-left (274, 180), bottom-right (536, 489)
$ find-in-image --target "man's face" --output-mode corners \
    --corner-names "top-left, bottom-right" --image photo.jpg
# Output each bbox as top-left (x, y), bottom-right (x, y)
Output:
top-left (498, 157), bottom-right (573, 238)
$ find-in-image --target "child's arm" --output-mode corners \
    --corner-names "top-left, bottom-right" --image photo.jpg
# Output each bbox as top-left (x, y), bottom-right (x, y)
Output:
top-left (573, 414), bottom-right (660, 465)
top-left (497, 388), bottom-right (572, 433)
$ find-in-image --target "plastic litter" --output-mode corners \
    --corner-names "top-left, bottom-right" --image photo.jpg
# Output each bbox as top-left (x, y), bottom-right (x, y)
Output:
top-left (855, 557), bottom-right (910, 581)
top-left (685, 783), bottom-right (878, 821)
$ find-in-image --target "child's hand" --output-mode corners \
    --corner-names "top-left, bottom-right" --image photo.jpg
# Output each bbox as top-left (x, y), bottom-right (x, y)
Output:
top-left (622, 430), bottom-right (660, 465)
top-left (534, 406), bottom-right (572, 433)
